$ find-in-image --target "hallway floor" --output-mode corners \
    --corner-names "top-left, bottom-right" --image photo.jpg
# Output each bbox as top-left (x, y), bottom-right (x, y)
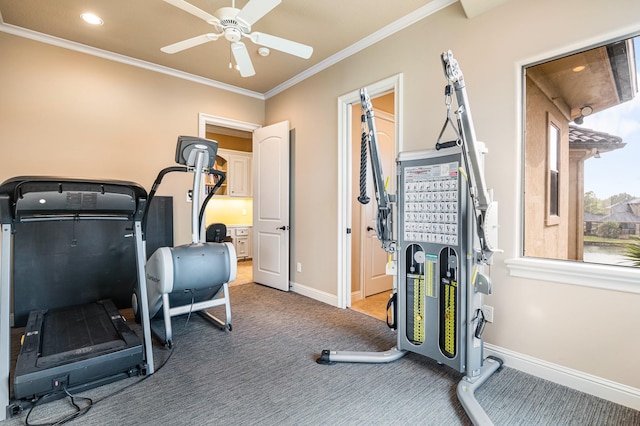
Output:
top-left (231, 259), bottom-right (253, 287)
top-left (234, 259), bottom-right (389, 323)
top-left (350, 290), bottom-right (392, 322)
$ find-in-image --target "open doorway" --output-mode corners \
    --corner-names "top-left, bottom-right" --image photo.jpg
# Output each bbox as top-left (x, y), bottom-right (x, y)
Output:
top-left (336, 74), bottom-right (403, 312)
top-left (198, 113), bottom-right (260, 287)
top-left (350, 96), bottom-right (395, 320)
top-left (198, 114), bottom-right (292, 292)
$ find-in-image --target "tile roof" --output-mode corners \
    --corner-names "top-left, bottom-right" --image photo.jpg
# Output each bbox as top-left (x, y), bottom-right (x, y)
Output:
top-left (569, 125), bottom-right (626, 152)
top-left (587, 199), bottom-right (640, 224)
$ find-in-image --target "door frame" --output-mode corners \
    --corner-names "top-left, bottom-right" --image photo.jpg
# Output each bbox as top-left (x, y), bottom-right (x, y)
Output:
top-left (198, 113), bottom-right (261, 137)
top-left (336, 74), bottom-right (403, 309)
top-left (360, 108), bottom-right (395, 299)
top-left (197, 112), bottom-right (260, 239)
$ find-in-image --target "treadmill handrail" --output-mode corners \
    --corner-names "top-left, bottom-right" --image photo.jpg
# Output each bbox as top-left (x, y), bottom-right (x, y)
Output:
top-left (0, 177), bottom-right (147, 222)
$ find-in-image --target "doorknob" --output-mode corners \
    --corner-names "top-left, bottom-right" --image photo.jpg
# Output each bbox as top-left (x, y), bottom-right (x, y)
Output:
top-left (367, 226), bottom-right (374, 232)
top-left (277, 226), bottom-right (288, 230)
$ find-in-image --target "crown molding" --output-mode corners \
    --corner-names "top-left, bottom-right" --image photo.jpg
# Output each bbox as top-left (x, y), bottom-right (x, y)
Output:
top-left (0, 21), bottom-right (265, 100)
top-left (1, 0), bottom-right (457, 101)
top-left (264, 0), bottom-right (457, 99)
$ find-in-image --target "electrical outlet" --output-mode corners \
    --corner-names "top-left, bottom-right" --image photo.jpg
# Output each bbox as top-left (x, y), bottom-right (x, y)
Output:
top-left (296, 262), bottom-right (302, 273)
top-left (482, 305), bottom-right (494, 323)
top-left (186, 190), bottom-right (193, 203)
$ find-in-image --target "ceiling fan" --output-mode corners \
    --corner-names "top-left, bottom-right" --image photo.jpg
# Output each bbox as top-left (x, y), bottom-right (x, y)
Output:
top-left (162, 0), bottom-right (313, 77)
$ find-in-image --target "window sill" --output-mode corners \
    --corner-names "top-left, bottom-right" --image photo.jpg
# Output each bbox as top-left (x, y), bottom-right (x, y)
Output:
top-left (505, 257), bottom-right (640, 294)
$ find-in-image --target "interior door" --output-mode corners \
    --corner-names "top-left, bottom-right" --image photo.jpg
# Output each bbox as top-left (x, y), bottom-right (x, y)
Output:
top-left (252, 121), bottom-right (290, 291)
top-left (363, 110), bottom-right (395, 297)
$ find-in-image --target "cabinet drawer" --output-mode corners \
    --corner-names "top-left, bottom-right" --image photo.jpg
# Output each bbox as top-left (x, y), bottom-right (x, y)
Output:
top-left (235, 227), bottom-right (250, 236)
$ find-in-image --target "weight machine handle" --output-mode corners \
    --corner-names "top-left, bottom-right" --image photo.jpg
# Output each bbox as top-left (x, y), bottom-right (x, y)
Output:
top-left (435, 140), bottom-right (460, 150)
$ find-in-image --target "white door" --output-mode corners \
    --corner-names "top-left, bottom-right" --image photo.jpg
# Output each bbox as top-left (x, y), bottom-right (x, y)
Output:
top-left (252, 121), bottom-right (290, 291)
top-left (363, 110), bottom-right (395, 297)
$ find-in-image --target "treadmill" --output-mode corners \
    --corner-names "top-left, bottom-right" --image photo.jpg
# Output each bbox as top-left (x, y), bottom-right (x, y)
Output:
top-left (0, 177), bottom-right (155, 414)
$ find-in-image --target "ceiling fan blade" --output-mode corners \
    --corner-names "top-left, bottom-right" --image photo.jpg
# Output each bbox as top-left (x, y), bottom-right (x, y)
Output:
top-left (163, 0), bottom-right (219, 24)
top-left (231, 42), bottom-right (256, 77)
top-left (236, 0), bottom-right (281, 27)
top-left (161, 33), bottom-right (219, 54)
top-left (250, 32), bottom-right (313, 59)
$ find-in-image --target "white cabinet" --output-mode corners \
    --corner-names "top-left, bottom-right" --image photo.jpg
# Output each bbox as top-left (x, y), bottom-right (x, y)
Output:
top-left (210, 149), bottom-right (252, 197)
top-left (229, 226), bottom-right (252, 259)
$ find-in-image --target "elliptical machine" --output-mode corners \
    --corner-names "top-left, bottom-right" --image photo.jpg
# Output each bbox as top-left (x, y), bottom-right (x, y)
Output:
top-left (133, 136), bottom-right (237, 348)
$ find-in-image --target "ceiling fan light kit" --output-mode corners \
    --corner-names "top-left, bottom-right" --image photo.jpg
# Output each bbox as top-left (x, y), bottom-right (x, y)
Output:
top-left (162, 0), bottom-right (313, 77)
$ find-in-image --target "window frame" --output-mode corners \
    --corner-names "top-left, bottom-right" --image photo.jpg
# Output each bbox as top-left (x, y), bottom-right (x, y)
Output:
top-left (546, 113), bottom-right (561, 225)
top-left (507, 29), bottom-right (640, 295)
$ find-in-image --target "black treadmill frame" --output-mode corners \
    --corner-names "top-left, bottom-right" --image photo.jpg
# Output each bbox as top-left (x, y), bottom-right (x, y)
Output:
top-left (0, 177), bottom-right (156, 416)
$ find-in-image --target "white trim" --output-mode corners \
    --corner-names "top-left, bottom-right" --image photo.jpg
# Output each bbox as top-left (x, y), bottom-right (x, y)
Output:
top-left (336, 94), bottom-right (352, 309)
top-left (505, 257), bottom-right (640, 294)
top-left (351, 290), bottom-right (362, 301)
top-left (484, 343), bottom-right (640, 411)
top-left (262, 0), bottom-right (455, 99)
top-left (0, 22), bottom-right (264, 100)
top-left (1, 0), bottom-right (454, 100)
top-left (337, 74), bottom-right (403, 310)
top-left (197, 114), bottom-right (260, 240)
top-left (290, 281), bottom-right (339, 307)
top-left (198, 113), bottom-right (261, 139)
top-left (509, 23), bottom-right (640, 295)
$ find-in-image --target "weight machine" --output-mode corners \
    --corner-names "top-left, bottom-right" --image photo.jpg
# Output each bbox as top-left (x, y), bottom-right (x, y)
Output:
top-left (318, 51), bottom-right (502, 425)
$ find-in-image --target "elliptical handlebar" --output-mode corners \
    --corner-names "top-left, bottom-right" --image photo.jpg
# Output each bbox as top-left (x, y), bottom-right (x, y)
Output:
top-left (142, 136), bottom-right (226, 242)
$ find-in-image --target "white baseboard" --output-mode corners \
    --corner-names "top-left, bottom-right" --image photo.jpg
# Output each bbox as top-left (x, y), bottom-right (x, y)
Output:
top-left (290, 281), bottom-right (339, 307)
top-left (484, 343), bottom-right (640, 411)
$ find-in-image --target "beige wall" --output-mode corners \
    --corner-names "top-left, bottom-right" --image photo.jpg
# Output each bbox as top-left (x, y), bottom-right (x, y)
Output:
top-left (0, 32), bottom-right (264, 245)
top-left (265, 0), bottom-right (640, 390)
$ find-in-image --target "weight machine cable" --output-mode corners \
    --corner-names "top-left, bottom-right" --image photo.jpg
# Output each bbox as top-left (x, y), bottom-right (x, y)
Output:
top-left (357, 114), bottom-right (371, 205)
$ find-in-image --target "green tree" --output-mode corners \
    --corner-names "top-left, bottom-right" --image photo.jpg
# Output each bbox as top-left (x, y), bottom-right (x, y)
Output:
top-left (608, 192), bottom-right (635, 206)
top-left (598, 221), bottom-right (621, 238)
top-left (623, 243), bottom-right (640, 267)
top-left (584, 191), bottom-right (605, 214)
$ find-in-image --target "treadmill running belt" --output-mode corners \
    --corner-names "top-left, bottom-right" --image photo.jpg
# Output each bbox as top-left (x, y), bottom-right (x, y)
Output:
top-left (14, 299), bottom-right (143, 400)
top-left (39, 302), bottom-right (124, 365)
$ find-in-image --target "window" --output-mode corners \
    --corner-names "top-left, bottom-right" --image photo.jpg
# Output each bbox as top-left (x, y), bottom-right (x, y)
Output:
top-left (523, 34), bottom-right (640, 268)
top-left (547, 115), bottom-right (561, 224)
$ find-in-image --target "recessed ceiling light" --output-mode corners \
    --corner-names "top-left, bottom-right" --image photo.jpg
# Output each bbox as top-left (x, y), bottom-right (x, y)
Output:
top-left (81, 13), bottom-right (103, 26)
top-left (572, 65), bottom-right (586, 73)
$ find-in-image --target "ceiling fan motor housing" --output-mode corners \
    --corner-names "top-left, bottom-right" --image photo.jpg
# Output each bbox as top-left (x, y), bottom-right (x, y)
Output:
top-left (224, 27), bottom-right (242, 42)
top-left (215, 7), bottom-right (250, 41)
